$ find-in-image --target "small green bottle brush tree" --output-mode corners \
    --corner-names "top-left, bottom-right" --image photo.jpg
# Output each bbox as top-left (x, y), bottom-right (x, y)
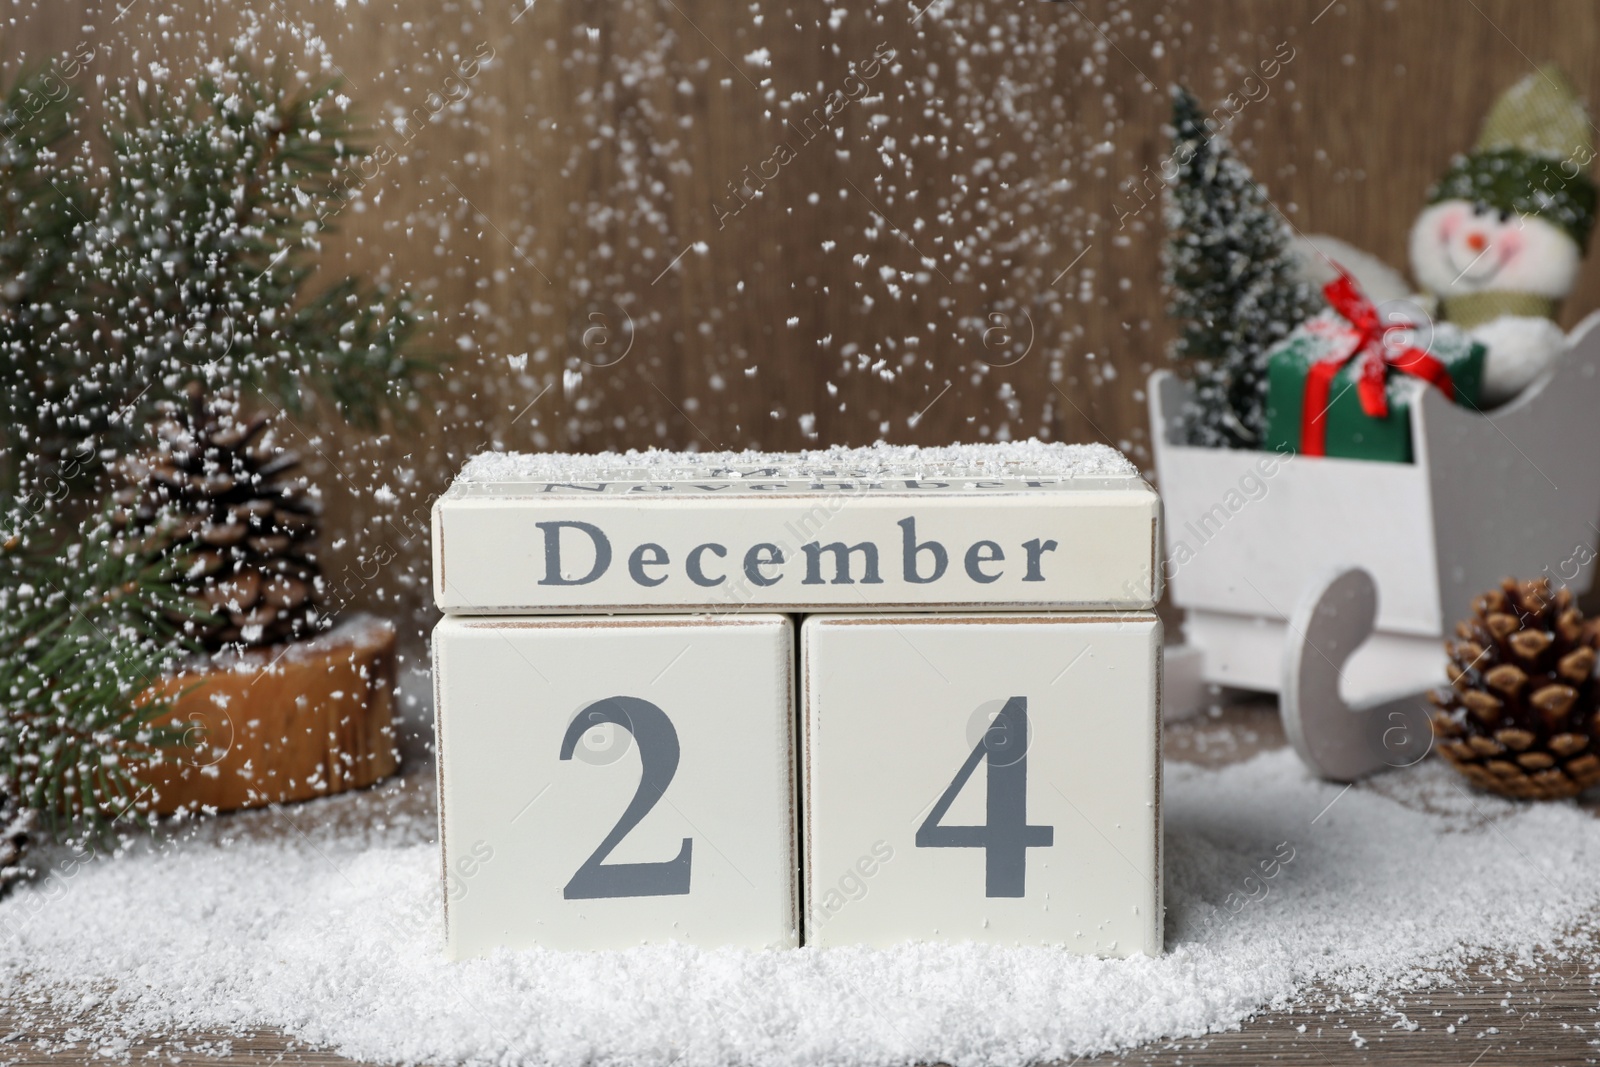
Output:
top-left (0, 60), bottom-right (437, 887)
top-left (1163, 86), bottom-right (1318, 449)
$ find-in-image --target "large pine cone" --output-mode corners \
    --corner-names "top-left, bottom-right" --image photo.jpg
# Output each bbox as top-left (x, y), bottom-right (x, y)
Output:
top-left (113, 384), bottom-right (323, 650)
top-left (1431, 577), bottom-right (1600, 799)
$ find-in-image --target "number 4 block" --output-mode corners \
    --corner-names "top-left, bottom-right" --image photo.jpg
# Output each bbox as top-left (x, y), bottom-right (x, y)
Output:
top-left (433, 614), bottom-right (798, 957)
top-left (801, 613), bottom-right (1162, 955)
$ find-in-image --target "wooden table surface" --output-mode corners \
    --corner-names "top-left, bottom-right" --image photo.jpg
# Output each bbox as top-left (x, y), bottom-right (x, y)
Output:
top-left (4, 700), bottom-right (1599, 1067)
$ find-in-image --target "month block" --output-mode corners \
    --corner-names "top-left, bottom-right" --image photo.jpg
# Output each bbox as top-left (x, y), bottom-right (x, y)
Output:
top-left (433, 614), bottom-right (798, 956)
top-left (801, 613), bottom-right (1162, 955)
top-left (433, 445), bottom-right (1160, 615)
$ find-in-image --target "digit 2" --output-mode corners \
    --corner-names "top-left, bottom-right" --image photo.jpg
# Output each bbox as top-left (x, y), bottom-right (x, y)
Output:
top-left (560, 696), bottom-right (692, 899)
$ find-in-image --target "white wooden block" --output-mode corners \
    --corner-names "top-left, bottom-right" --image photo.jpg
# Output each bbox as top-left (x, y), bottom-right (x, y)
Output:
top-left (433, 445), bottom-right (1160, 615)
top-left (433, 614), bottom-right (798, 956)
top-left (801, 613), bottom-right (1162, 955)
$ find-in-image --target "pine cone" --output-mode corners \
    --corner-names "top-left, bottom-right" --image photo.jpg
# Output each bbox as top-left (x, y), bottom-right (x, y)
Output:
top-left (1431, 577), bottom-right (1600, 799)
top-left (113, 383), bottom-right (323, 650)
top-left (0, 777), bottom-right (36, 898)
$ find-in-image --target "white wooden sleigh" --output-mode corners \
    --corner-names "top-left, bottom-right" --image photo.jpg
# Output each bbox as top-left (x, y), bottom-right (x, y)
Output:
top-left (1150, 313), bottom-right (1600, 780)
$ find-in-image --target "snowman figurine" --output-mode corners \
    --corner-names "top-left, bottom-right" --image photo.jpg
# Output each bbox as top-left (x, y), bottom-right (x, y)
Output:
top-left (1408, 64), bottom-right (1597, 405)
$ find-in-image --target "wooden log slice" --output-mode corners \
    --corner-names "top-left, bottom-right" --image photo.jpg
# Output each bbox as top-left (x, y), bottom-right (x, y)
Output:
top-left (138, 616), bottom-right (400, 815)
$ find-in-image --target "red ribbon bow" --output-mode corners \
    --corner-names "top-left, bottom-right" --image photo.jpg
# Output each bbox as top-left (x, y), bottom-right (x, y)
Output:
top-left (1300, 268), bottom-right (1456, 457)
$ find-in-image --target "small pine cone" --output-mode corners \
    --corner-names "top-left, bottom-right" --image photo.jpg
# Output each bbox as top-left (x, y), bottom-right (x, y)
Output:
top-left (1431, 577), bottom-right (1600, 799)
top-left (111, 383), bottom-right (324, 651)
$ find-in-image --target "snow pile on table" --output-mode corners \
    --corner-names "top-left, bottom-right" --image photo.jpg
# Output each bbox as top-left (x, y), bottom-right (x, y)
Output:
top-left (4, 749), bottom-right (1599, 1067)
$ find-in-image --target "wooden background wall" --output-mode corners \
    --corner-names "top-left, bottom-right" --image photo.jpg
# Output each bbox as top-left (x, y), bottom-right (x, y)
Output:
top-left (9, 0), bottom-right (1600, 679)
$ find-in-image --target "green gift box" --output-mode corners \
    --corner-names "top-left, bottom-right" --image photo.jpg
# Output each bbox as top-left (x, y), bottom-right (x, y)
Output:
top-left (1262, 310), bottom-right (1485, 463)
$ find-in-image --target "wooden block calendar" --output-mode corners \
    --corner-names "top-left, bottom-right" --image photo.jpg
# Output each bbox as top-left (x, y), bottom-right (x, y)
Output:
top-left (431, 443), bottom-right (1164, 957)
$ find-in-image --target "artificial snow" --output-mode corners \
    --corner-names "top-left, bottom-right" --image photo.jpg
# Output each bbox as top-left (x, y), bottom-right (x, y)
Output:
top-left (457, 441), bottom-right (1138, 484)
top-left (5, 748), bottom-right (1600, 1066)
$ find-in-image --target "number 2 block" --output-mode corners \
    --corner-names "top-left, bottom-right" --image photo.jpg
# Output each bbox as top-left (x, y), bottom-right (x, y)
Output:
top-left (801, 613), bottom-right (1162, 955)
top-left (434, 614), bottom-right (798, 956)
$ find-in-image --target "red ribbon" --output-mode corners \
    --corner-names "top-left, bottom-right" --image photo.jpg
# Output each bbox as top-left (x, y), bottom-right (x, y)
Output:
top-left (1300, 267), bottom-right (1456, 457)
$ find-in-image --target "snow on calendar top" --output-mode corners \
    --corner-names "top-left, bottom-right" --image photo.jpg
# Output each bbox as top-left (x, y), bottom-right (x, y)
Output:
top-left (456, 440), bottom-right (1137, 487)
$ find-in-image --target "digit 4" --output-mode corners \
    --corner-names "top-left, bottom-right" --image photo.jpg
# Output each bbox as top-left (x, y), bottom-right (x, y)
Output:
top-left (916, 696), bottom-right (1053, 897)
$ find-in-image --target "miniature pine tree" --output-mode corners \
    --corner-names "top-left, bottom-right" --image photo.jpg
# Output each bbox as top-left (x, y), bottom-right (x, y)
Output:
top-left (1163, 86), bottom-right (1318, 448)
top-left (0, 61), bottom-right (439, 881)
top-left (2, 61), bottom-right (434, 485)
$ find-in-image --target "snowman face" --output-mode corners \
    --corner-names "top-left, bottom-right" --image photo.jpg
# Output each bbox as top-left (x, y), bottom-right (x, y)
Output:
top-left (1409, 199), bottom-right (1580, 299)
